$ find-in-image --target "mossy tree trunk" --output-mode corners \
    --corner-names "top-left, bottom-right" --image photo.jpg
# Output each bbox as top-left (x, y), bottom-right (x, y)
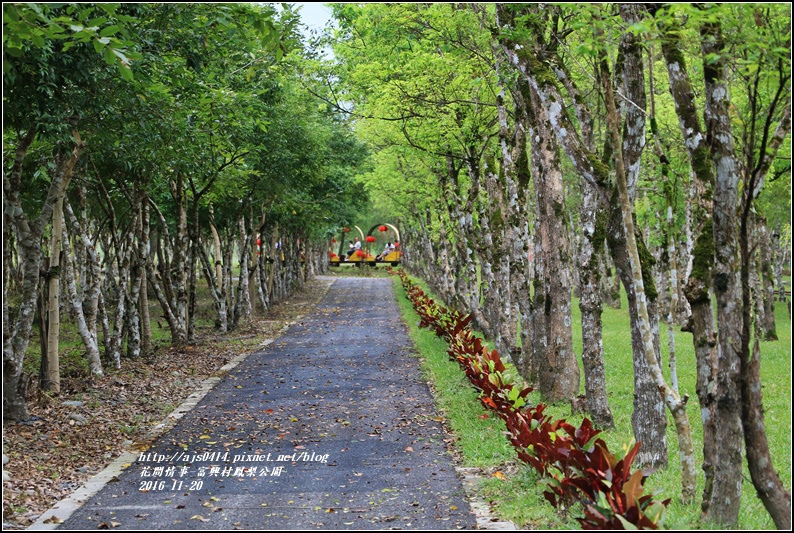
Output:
top-left (496, 5), bottom-right (578, 402)
top-left (701, 19), bottom-right (745, 524)
top-left (578, 183), bottom-right (614, 428)
top-left (547, 46), bottom-right (613, 425)
top-left (597, 8), bottom-right (696, 501)
top-left (656, 10), bottom-right (721, 513)
top-left (498, 79), bottom-right (533, 369)
top-left (481, 153), bottom-right (513, 359)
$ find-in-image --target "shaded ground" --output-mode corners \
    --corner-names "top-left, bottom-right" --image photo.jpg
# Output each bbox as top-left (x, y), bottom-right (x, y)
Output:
top-left (2, 277), bottom-right (334, 529)
top-left (55, 277), bottom-right (475, 530)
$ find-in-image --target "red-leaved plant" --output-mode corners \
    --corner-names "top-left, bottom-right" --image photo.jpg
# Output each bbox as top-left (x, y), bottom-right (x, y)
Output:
top-left (389, 268), bottom-right (669, 529)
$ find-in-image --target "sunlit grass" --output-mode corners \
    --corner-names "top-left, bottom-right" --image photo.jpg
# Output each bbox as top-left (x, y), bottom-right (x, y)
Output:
top-left (393, 276), bottom-right (577, 529)
top-left (392, 272), bottom-right (791, 530)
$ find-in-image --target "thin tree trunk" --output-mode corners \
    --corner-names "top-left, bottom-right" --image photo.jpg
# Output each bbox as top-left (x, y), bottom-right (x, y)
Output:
top-left (209, 209), bottom-right (224, 290)
top-left (37, 270), bottom-right (50, 390)
top-left (109, 238), bottom-right (130, 369)
top-left (146, 198), bottom-right (188, 345)
top-left (598, 9), bottom-right (695, 501)
top-left (756, 215), bottom-right (777, 340)
top-left (268, 224), bottom-right (278, 301)
top-left (648, 40), bottom-right (681, 392)
top-left (232, 213), bottom-right (253, 329)
top-left (197, 234), bottom-right (228, 333)
top-left (64, 199), bottom-right (101, 345)
top-left (739, 96), bottom-right (792, 529)
top-left (666, 202), bottom-right (680, 393)
top-left (771, 223), bottom-right (786, 302)
top-left (126, 189), bottom-right (146, 360)
top-left (62, 226), bottom-right (102, 375)
top-left (44, 192), bottom-right (65, 393)
top-left (139, 199), bottom-right (152, 353)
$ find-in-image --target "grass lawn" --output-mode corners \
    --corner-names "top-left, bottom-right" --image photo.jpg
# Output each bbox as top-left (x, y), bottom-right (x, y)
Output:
top-left (392, 272), bottom-right (792, 529)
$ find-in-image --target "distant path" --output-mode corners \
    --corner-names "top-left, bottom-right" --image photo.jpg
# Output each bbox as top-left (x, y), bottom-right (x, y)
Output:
top-left (58, 277), bottom-right (475, 530)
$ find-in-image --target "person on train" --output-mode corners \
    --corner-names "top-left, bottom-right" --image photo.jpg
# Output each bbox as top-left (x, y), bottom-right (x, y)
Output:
top-left (377, 242), bottom-right (392, 261)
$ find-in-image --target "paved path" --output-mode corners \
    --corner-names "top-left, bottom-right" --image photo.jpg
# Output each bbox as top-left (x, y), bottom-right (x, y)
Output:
top-left (58, 277), bottom-right (476, 530)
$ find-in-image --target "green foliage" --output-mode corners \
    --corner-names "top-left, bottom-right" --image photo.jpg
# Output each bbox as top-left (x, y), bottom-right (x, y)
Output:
top-left (4, 3), bottom-right (370, 245)
top-left (3, 3), bottom-right (141, 81)
top-left (329, 3), bottom-right (500, 235)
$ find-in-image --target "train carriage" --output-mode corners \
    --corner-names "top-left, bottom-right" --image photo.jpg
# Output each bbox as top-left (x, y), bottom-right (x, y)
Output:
top-left (329, 223), bottom-right (402, 267)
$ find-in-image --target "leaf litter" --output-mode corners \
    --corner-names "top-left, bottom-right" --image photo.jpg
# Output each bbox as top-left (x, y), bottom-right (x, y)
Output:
top-left (1, 277), bottom-right (333, 529)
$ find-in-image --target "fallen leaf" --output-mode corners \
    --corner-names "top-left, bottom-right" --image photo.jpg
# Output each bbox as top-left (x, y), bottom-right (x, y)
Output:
top-left (190, 515), bottom-right (209, 522)
top-left (492, 471), bottom-right (506, 480)
top-left (405, 446), bottom-right (414, 452)
top-left (43, 516), bottom-right (63, 524)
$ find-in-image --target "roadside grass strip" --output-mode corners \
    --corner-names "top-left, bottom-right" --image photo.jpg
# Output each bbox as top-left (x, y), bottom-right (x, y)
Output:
top-left (388, 268), bottom-right (670, 530)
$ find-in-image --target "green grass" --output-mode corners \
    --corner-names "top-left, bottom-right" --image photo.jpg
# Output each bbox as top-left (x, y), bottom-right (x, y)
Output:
top-left (393, 276), bottom-right (578, 529)
top-left (392, 273), bottom-right (792, 530)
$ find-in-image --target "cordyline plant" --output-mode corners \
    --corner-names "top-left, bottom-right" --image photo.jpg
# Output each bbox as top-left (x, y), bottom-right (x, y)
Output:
top-left (390, 268), bottom-right (670, 529)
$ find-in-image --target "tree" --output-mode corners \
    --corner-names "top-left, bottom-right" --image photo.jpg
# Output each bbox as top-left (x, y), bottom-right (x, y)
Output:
top-left (3, 2), bottom-right (368, 421)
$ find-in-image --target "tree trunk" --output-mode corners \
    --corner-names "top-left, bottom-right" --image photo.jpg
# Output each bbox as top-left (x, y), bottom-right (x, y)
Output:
top-left (665, 202), bottom-right (680, 392)
top-left (3, 126), bottom-right (83, 420)
top-left (44, 192), bottom-right (65, 393)
top-left (525, 83), bottom-right (578, 403)
top-left (771, 224), bottom-right (786, 303)
top-left (598, 10), bottom-right (695, 501)
top-left (606, 208), bottom-right (669, 469)
top-left (232, 213), bottom-right (253, 329)
top-left (701, 20), bottom-right (744, 523)
top-left (139, 200), bottom-right (152, 354)
top-left (578, 182), bottom-right (614, 428)
top-left (756, 215), bottom-right (777, 340)
top-left (648, 39), bottom-right (681, 392)
top-left (461, 155), bottom-right (491, 333)
top-left (126, 188), bottom-right (147, 360)
top-left (738, 96), bottom-right (792, 529)
top-left (482, 154), bottom-right (513, 359)
top-left (268, 224), bottom-right (278, 302)
top-left (209, 210), bottom-right (224, 291)
top-left (64, 199), bottom-right (101, 346)
top-left (146, 198), bottom-right (188, 346)
top-left (62, 226), bottom-right (102, 375)
top-left (37, 269), bottom-right (50, 390)
top-left (499, 80), bottom-right (533, 369)
top-left (657, 13), bottom-right (721, 512)
top-left (109, 237), bottom-right (131, 369)
top-left (198, 234), bottom-right (228, 333)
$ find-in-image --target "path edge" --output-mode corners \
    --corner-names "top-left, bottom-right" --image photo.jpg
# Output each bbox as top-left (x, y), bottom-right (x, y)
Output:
top-left (27, 320), bottom-right (299, 531)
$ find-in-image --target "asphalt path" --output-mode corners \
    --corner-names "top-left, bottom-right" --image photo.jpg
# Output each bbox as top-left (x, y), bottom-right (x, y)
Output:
top-left (59, 277), bottom-right (476, 530)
